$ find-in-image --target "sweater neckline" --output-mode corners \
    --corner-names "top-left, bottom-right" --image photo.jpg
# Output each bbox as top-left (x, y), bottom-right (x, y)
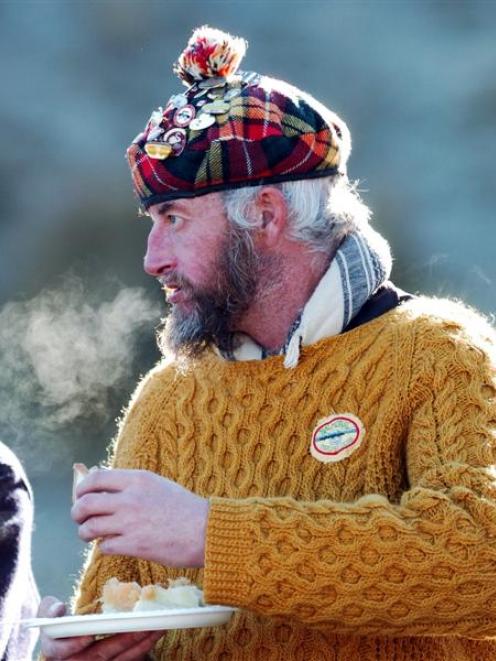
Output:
top-left (209, 301), bottom-right (411, 376)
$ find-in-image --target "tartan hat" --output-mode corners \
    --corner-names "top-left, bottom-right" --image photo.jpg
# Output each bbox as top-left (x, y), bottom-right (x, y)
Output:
top-left (127, 26), bottom-right (351, 209)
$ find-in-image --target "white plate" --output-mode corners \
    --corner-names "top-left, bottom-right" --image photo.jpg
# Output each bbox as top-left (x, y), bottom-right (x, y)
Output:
top-left (22, 605), bottom-right (236, 639)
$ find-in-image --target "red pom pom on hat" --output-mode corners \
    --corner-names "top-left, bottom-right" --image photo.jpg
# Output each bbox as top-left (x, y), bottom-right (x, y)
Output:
top-left (174, 25), bottom-right (247, 85)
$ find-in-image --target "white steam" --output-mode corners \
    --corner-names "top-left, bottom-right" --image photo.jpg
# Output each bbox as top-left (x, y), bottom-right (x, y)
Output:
top-left (0, 276), bottom-right (159, 473)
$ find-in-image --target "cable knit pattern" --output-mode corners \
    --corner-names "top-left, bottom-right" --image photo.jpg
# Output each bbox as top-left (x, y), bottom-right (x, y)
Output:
top-left (73, 297), bottom-right (496, 660)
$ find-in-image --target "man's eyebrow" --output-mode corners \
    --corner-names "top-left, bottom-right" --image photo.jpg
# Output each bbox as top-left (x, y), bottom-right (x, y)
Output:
top-left (157, 202), bottom-right (173, 216)
top-left (157, 201), bottom-right (191, 217)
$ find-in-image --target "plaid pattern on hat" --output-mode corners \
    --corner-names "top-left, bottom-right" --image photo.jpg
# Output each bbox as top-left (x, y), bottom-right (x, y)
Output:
top-left (127, 27), bottom-right (351, 209)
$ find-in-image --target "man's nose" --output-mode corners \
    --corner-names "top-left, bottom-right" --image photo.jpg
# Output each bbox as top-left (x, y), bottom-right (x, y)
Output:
top-left (143, 226), bottom-right (176, 277)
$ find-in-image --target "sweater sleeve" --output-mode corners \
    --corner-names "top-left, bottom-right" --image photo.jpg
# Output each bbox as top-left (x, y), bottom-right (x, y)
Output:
top-left (203, 318), bottom-right (496, 638)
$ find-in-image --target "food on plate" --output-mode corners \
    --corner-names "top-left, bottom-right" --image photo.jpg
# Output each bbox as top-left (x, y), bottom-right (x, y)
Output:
top-left (101, 577), bottom-right (142, 613)
top-left (134, 578), bottom-right (203, 611)
top-left (101, 577), bottom-right (204, 613)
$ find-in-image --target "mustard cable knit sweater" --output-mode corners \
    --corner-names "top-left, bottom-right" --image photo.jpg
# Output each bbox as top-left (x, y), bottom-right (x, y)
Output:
top-left (73, 297), bottom-right (496, 661)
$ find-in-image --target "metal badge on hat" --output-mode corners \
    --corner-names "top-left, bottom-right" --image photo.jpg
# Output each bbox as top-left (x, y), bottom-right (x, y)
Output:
top-left (144, 142), bottom-right (173, 160)
top-left (163, 128), bottom-right (187, 155)
top-left (240, 71), bottom-right (260, 87)
top-left (147, 126), bottom-right (165, 142)
top-left (173, 104), bottom-right (196, 128)
top-left (148, 108), bottom-right (164, 127)
top-left (202, 101), bottom-right (230, 115)
top-left (198, 75), bottom-right (227, 89)
top-left (169, 94), bottom-right (188, 109)
top-left (224, 87), bottom-right (242, 101)
top-left (189, 114), bottom-right (216, 130)
top-left (194, 88), bottom-right (210, 100)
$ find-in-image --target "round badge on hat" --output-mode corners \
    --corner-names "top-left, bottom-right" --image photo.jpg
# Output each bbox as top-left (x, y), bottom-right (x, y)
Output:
top-left (170, 93), bottom-right (188, 109)
top-left (163, 128), bottom-right (187, 155)
top-left (202, 101), bottom-right (230, 115)
top-left (224, 87), bottom-right (242, 101)
top-left (189, 114), bottom-right (216, 131)
top-left (194, 88), bottom-right (209, 100)
top-left (144, 142), bottom-right (173, 160)
top-left (147, 126), bottom-right (165, 142)
top-left (207, 90), bottom-right (224, 100)
top-left (148, 108), bottom-right (164, 127)
top-left (241, 71), bottom-right (260, 87)
top-left (198, 75), bottom-right (227, 89)
top-left (310, 413), bottom-right (365, 463)
top-left (173, 104), bottom-right (196, 128)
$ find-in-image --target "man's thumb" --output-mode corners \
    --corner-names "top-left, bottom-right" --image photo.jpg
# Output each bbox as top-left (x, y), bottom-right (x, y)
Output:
top-left (38, 596), bottom-right (66, 618)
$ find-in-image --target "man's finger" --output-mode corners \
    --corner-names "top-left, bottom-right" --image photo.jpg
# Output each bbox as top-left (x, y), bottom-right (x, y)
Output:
top-left (98, 534), bottom-right (129, 557)
top-left (38, 595), bottom-right (66, 618)
top-left (75, 468), bottom-right (135, 499)
top-left (41, 630), bottom-right (95, 660)
top-left (77, 515), bottom-right (122, 543)
top-left (112, 630), bottom-right (165, 661)
top-left (38, 597), bottom-right (96, 659)
top-left (69, 630), bottom-right (164, 661)
top-left (71, 492), bottom-right (121, 524)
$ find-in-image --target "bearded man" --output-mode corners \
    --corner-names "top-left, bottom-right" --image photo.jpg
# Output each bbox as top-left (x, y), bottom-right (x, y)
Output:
top-left (39, 27), bottom-right (496, 661)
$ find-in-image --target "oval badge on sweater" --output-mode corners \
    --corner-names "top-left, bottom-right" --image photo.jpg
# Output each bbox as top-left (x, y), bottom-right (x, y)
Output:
top-left (311, 413), bottom-right (365, 463)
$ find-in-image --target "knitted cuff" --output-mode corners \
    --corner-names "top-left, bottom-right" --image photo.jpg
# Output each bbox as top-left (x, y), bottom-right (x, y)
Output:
top-left (203, 497), bottom-right (255, 607)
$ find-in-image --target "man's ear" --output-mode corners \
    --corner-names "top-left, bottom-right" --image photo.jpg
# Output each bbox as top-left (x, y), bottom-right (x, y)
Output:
top-left (255, 187), bottom-right (288, 248)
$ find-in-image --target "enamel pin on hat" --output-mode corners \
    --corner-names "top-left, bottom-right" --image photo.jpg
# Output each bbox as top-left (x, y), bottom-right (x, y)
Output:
top-left (144, 142), bottom-right (173, 160)
top-left (173, 105), bottom-right (196, 128)
top-left (311, 413), bottom-right (365, 463)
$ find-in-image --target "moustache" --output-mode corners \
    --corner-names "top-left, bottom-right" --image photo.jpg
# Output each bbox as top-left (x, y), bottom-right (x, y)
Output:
top-left (158, 273), bottom-right (193, 293)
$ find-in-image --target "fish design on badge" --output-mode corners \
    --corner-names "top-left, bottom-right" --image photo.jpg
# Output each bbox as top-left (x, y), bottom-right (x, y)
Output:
top-left (310, 413), bottom-right (365, 463)
top-left (173, 104), bottom-right (196, 128)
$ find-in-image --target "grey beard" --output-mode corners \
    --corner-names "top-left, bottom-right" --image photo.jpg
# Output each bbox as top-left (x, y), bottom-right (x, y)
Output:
top-left (157, 226), bottom-right (259, 360)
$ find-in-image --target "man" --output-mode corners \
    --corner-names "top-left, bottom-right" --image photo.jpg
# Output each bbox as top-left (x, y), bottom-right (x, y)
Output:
top-left (0, 442), bottom-right (39, 661)
top-left (40, 27), bottom-right (496, 660)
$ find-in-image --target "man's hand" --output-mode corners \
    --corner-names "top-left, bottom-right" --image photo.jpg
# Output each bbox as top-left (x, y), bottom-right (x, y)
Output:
top-left (38, 596), bottom-right (164, 660)
top-left (71, 469), bottom-right (210, 567)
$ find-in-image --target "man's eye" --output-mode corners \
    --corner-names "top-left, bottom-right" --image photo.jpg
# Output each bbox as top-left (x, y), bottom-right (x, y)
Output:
top-left (167, 215), bottom-right (183, 227)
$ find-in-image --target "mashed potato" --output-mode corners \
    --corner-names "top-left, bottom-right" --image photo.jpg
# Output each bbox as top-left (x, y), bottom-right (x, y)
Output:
top-left (101, 577), bottom-right (203, 613)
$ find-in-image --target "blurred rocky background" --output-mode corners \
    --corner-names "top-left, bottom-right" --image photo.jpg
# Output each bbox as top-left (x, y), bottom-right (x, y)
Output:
top-left (0, 0), bottom-right (494, 614)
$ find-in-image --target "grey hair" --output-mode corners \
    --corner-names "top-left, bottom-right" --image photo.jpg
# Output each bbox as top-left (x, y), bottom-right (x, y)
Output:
top-left (222, 175), bottom-right (371, 253)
